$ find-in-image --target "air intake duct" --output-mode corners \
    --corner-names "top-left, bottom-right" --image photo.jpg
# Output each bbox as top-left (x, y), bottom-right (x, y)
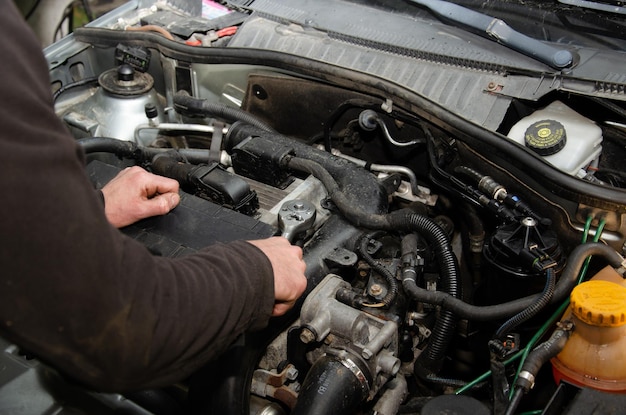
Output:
top-left (291, 352), bottom-right (370, 415)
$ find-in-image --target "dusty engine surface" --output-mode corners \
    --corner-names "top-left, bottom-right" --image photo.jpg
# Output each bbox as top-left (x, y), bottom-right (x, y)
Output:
top-left (3, 1), bottom-right (626, 414)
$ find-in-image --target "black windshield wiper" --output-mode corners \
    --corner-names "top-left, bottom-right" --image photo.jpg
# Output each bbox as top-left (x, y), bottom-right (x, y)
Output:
top-left (406, 0), bottom-right (574, 69)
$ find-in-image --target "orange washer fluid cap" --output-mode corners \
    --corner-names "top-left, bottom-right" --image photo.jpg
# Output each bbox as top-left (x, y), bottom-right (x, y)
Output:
top-left (570, 280), bottom-right (626, 327)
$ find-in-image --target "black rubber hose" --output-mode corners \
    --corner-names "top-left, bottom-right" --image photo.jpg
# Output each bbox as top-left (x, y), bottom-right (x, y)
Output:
top-left (402, 242), bottom-right (623, 321)
top-left (358, 234), bottom-right (398, 306)
top-left (291, 353), bottom-right (369, 415)
top-left (454, 165), bottom-right (483, 183)
top-left (515, 324), bottom-right (572, 393)
top-left (401, 233), bottom-right (420, 283)
top-left (149, 154), bottom-right (195, 181)
top-left (424, 375), bottom-right (487, 390)
top-left (505, 325), bottom-right (572, 415)
top-left (504, 387), bottom-right (525, 415)
top-left (284, 156), bottom-right (392, 228)
top-left (77, 137), bottom-right (138, 158)
top-left (77, 137), bottom-right (213, 165)
top-left (146, 148), bottom-right (212, 165)
top-left (494, 267), bottom-right (556, 339)
top-left (173, 92), bottom-right (276, 133)
top-left (459, 202), bottom-right (485, 284)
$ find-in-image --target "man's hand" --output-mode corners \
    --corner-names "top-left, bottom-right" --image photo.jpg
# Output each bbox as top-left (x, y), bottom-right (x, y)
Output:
top-left (101, 166), bottom-right (181, 228)
top-left (248, 237), bottom-right (307, 316)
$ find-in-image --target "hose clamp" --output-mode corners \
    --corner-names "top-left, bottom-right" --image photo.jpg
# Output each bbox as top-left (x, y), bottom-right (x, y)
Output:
top-left (402, 267), bottom-right (417, 283)
top-left (327, 349), bottom-right (371, 397)
top-left (518, 370), bottom-right (535, 389)
top-left (339, 356), bottom-right (371, 397)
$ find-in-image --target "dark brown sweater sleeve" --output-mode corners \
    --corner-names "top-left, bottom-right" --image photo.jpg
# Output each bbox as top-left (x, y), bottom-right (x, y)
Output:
top-left (0, 0), bottom-right (275, 392)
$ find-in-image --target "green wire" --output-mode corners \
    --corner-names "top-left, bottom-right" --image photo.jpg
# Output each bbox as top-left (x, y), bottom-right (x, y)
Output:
top-left (578, 217), bottom-right (607, 284)
top-left (581, 215), bottom-right (594, 244)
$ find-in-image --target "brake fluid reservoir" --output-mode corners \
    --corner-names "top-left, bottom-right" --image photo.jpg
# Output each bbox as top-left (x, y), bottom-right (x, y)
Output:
top-left (551, 277), bottom-right (626, 392)
top-left (506, 101), bottom-right (602, 176)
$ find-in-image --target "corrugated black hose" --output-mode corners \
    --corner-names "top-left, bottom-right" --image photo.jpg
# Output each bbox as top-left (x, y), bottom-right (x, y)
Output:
top-left (391, 212), bottom-right (460, 375)
top-left (494, 267), bottom-right (556, 339)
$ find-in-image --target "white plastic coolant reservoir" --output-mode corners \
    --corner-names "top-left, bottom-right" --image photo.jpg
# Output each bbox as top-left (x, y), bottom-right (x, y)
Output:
top-left (506, 101), bottom-right (603, 176)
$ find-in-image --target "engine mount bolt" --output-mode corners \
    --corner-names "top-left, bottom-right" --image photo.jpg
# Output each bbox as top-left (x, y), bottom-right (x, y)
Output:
top-left (299, 327), bottom-right (316, 344)
top-left (369, 284), bottom-right (383, 296)
top-left (285, 366), bottom-right (299, 381)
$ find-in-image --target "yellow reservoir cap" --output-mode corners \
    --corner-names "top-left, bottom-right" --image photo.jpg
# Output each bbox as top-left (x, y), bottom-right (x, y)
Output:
top-left (571, 280), bottom-right (626, 327)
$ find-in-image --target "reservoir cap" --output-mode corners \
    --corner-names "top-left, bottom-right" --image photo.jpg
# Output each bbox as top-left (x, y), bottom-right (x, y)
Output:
top-left (524, 119), bottom-right (567, 156)
top-left (571, 280), bottom-right (626, 327)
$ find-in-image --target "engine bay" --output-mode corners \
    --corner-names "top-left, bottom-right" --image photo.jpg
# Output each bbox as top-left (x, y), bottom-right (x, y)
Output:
top-left (4, 0), bottom-right (626, 414)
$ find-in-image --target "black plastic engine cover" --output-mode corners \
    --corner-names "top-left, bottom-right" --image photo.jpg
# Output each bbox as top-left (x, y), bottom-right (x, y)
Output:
top-left (86, 160), bottom-right (277, 257)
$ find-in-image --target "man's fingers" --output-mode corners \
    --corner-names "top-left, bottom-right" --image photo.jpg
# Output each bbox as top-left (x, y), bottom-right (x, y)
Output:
top-left (149, 175), bottom-right (180, 196)
top-left (145, 192), bottom-right (180, 216)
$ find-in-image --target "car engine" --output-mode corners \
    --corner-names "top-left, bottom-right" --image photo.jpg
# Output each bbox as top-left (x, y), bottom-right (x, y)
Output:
top-left (3, 0), bottom-right (626, 414)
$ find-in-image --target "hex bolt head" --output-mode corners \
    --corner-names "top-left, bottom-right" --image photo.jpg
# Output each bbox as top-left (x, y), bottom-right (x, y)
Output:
top-left (369, 283), bottom-right (383, 296)
top-left (299, 327), bottom-right (316, 344)
top-left (285, 366), bottom-right (299, 381)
